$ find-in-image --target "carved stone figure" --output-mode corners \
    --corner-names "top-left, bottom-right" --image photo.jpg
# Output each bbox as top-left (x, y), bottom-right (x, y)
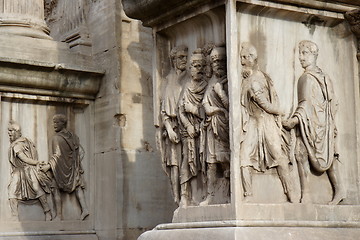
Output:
top-left (7, 121), bottom-right (53, 221)
top-left (200, 45), bottom-right (230, 205)
top-left (178, 48), bottom-right (207, 206)
top-left (282, 40), bottom-right (346, 204)
top-left (203, 42), bottom-right (216, 79)
top-left (239, 43), bottom-right (295, 203)
top-left (160, 45), bottom-right (189, 205)
top-left (40, 114), bottom-right (89, 220)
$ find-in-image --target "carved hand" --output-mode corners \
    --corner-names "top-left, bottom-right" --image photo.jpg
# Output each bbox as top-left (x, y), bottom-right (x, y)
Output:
top-left (168, 128), bottom-right (179, 143)
top-left (187, 125), bottom-right (196, 138)
top-left (213, 82), bottom-right (223, 95)
top-left (184, 102), bottom-right (198, 116)
top-left (282, 117), bottom-right (299, 130)
top-left (40, 163), bottom-right (51, 172)
top-left (206, 106), bottom-right (222, 116)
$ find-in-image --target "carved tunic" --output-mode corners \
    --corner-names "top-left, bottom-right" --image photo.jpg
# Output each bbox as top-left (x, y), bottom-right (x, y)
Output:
top-left (178, 79), bottom-right (207, 184)
top-left (202, 75), bottom-right (229, 164)
top-left (160, 69), bottom-right (188, 171)
top-left (8, 137), bottom-right (51, 200)
top-left (294, 67), bottom-right (337, 172)
top-left (49, 130), bottom-right (84, 193)
top-left (240, 70), bottom-right (286, 171)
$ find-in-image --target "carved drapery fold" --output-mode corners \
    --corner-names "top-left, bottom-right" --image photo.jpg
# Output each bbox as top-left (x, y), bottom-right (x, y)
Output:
top-left (0, 0), bottom-right (51, 39)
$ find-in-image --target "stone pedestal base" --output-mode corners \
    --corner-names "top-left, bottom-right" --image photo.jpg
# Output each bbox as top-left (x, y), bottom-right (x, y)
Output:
top-left (0, 233), bottom-right (98, 240)
top-left (138, 221), bottom-right (360, 240)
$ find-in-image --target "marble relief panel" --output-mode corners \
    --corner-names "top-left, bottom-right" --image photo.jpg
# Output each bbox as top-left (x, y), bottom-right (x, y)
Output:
top-left (0, 98), bottom-right (93, 221)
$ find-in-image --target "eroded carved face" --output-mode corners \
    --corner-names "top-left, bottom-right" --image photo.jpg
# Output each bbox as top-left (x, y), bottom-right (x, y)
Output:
top-left (240, 49), bottom-right (257, 68)
top-left (8, 127), bottom-right (21, 142)
top-left (190, 59), bottom-right (205, 81)
top-left (175, 50), bottom-right (188, 71)
top-left (53, 119), bottom-right (66, 132)
top-left (299, 46), bottom-right (317, 69)
top-left (211, 53), bottom-right (226, 77)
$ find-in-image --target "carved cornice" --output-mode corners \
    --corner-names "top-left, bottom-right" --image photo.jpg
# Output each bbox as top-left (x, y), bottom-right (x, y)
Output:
top-left (121, 0), bottom-right (217, 27)
top-left (122, 0), bottom-right (360, 27)
top-left (0, 57), bottom-right (104, 100)
top-left (344, 9), bottom-right (360, 59)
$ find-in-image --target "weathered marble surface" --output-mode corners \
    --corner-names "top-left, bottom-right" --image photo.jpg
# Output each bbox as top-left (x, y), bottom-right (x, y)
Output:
top-left (0, 1), bottom-right (174, 240)
top-left (138, 225), bottom-right (360, 240)
top-left (121, 0), bottom-right (360, 239)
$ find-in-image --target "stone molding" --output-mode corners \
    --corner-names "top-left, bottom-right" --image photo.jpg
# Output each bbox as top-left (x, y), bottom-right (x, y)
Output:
top-left (0, 57), bottom-right (104, 99)
top-left (122, 0), bottom-right (359, 27)
top-left (0, 0), bottom-right (51, 39)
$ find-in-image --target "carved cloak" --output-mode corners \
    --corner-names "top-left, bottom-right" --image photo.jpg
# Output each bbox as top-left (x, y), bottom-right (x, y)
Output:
top-left (294, 67), bottom-right (337, 172)
top-left (8, 137), bottom-right (51, 200)
top-left (240, 70), bottom-right (286, 171)
top-left (160, 69), bottom-right (189, 172)
top-left (49, 130), bottom-right (84, 193)
top-left (202, 75), bottom-right (229, 164)
top-left (178, 78), bottom-right (207, 184)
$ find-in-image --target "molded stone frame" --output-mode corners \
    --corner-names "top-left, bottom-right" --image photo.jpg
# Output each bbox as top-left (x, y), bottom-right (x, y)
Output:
top-left (151, 0), bottom-right (360, 227)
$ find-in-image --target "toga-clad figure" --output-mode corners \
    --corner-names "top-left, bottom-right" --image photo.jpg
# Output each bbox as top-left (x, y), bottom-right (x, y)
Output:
top-left (283, 40), bottom-right (346, 204)
top-left (7, 121), bottom-right (53, 221)
top-left (178, 48), bottom-right (207, 206)
top-left (160, 45), bottom-right (189, 205)
top-left (239, 43), bottom-right (295, 202)
top-left (200, 45), bottom-right (230, 205)
top-left (41, 114), bottom-right (89, 220)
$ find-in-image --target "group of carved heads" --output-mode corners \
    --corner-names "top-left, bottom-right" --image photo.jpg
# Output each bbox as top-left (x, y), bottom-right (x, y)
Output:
top-left (161, 39), bottom-right (345, 207)
top-left (160, 43), bottom-right (230, 207)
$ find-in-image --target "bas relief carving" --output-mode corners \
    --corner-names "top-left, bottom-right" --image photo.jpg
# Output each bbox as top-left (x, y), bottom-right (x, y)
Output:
top-left (7, 121), bottom-right (54, 221)
top-left (239, 40), bottom-right (345, 204)
top-left (160, 44), bottom-right (230, 207)
top-left (160, 45), bottom-right (190, 206)
top-left (7, 115), bottom-right (89, 221)
top-left (200, 46), bottom-right (230, 206)
top-left (282, 40), bottom-right (346, 205)
top-left (178, 48), bottom-right (207, 206)
top-left (239, 43), bottom-right (295, 203)
top-left (159, 39), bottom-right (346, 206)
top-left (41, 114), bottom-right (89, 220)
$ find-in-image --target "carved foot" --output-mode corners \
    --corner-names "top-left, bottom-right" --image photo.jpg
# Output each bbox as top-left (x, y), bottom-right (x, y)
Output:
top-left (45, 211), bottom-right (52, 221)
top-left (243, 192), bottom-right (253, 203)
top-left (199, 196), bottom-right (214, 206)
top-left (179, 197), bottom-right (190, 208)
top-left (80, 209), bottom-right (90, 220)
top-left (52, 216), bottom-right (61, 221)
top-left (329, 191), bottom-right (346, 205)
top-left (300, 192), bottom-right (311, 204)
top-left (9, 215), bottom-right (19, 222)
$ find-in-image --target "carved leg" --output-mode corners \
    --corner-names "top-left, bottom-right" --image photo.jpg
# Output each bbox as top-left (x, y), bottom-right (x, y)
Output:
top-left (200, 163), bottom-right (217, 205)
top-left (9, 198), bottom-right (19, 220)
top-left (38, 195), bottom-right (52, 221)
top-left (171, 166), bottom-right (180, 205)
top-left (52, 188), bottom-right (62, 221)
top-left (241, 167), bottom-right (252, 201)
top-left (180, 181), bottom-right (190, 207)
top-left (327, 160), bottom-right (346, 205)
top-left (75, 187), bottom-right (90, 220)
top-left (295, 140), bottom-right (311, 203)
top-left (277, 161), bottom-right (297, 203)
top-left (190, 177), bottom-right (199, 205)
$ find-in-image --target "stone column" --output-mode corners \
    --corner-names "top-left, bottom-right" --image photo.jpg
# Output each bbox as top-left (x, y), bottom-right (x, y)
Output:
top-left (0, 0), bottom-right (51, 39)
